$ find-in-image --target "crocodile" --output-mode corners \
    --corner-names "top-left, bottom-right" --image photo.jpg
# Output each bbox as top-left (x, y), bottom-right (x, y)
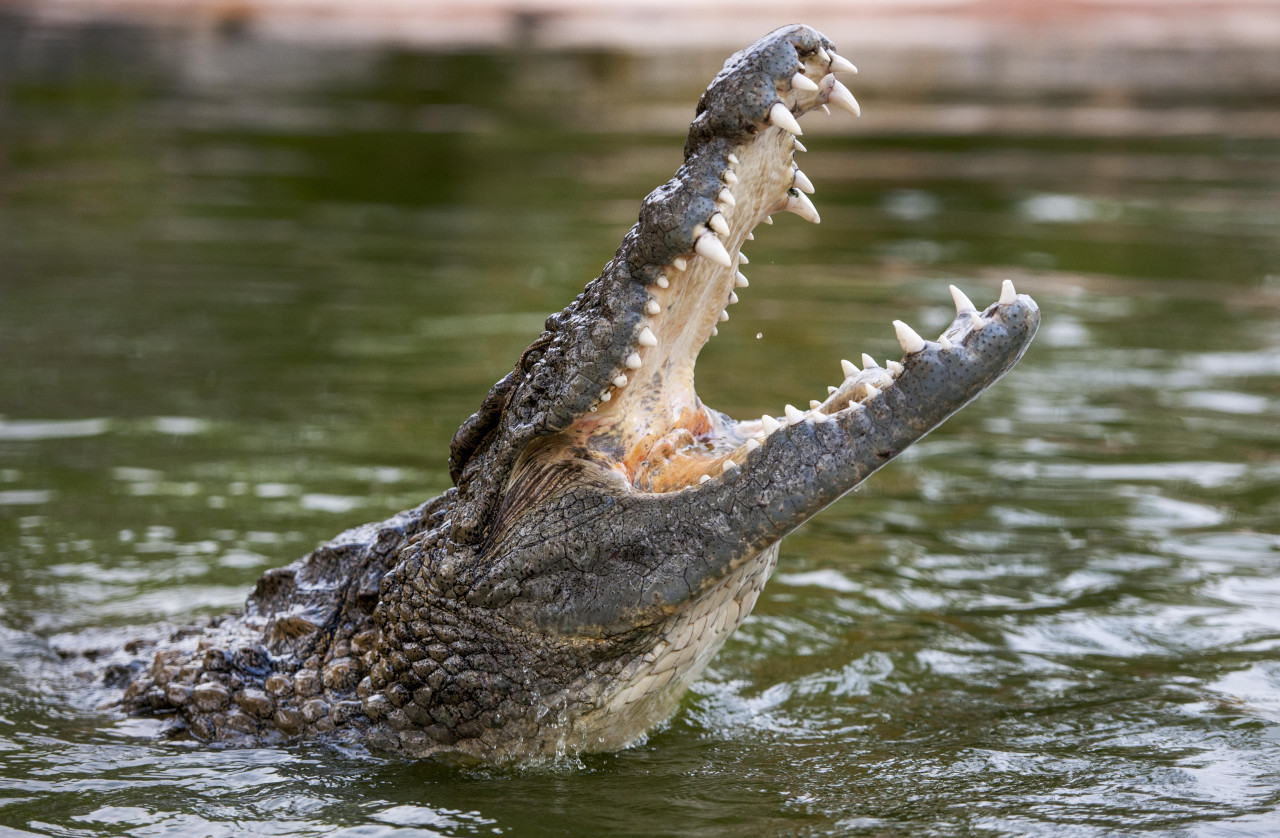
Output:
top-left (103, 24), bottom-right (1039, 760)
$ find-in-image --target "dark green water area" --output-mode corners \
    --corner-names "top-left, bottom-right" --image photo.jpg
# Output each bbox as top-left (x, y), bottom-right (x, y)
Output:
top-left (2, 18), bottom-right (1279, 837)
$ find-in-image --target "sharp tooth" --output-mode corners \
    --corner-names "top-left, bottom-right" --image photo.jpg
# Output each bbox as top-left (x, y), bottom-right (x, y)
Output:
top-left (718, 187), bottom-right (736, 207)
top-left (745, 438), bottom-right (760, 452)
top-left (841, 359), bottom-right (859, 378)
top-left (699, 474), bottom-right (712, 484)
top-left (719, 309), bottom-right (729, 322)
top-left (826, 78), bottom-right (861, 117)
top-left (694, 233), bottom-right (733, 267)
top-left (728, 291), bottom-right (739, 304)
top-left (763, 215), bottom-right (773, 225)
top-left (761, 415), bottom-right (781, 435)
top-left (792, 168), bottom-right (815, 194)
top-left (809, 399), bottom-right (822, 409)
top-left (711, 326), bottom-right (718, 336)
top-left (727, 153), bottom-right (740, 165)
top-left (887, 360), bottom-right (905, 377)
top-left (969, 311), bottom-right (986, 330)
top-left (646, 299), bottom-right (661, 315)
top-left (1000, 279), bottom-right (1017, 305)
top-left (893, 320), bottom-right (926, 354)
top-left (672, 257), bottom-right (688, 271)
top-left (811, 409), bottom-right (829, 424)
top-left (938, 335), bottom-right (953, 350)
top-left (722, 459), bottom-right (738, 472)
top-left (769, 101), bottom-right (803, 136)
top-left (864, 383), bottom-right (880, 399)
top-left (613, 374), bottom-right (628, 387)
top-left (793, 139), bottom-right (807, 153)
top-left (949, 284), bottom-right (976, 313)
top-left (827, 385), bottom-right (837, 395)
top-left (829, 53), bottom-right (858, 74)
top-left (784, 404), bottom-right (805, 425)
top-left (791, 71), bottom-right (819, 92)
top-left (737, 252), bottom-right (749, 264)
top-left (735, 272), bottom-right (749, 288)
top-left (656, 274), bottom-right (670, 289)
top-left (625, 353), bottom-right (642, 369)
top-left (821, 104), bottom-right (831, 115)
top-left (724, 170), bottom-right (739, 184)
top-left (784, 190), bottom-right (821, 224)
top-left (709, 212), bottom-right (730, 236)
top-left (816, 46), bottom-right (831, 64)
top-left (638, 326), bottom-right (657, 347)
top-left (600, 391), bottom-right (611, 402)
top-left (862, 353), bottom-right (879, 369)
top-left (745, 231), bottom-right (755, 241)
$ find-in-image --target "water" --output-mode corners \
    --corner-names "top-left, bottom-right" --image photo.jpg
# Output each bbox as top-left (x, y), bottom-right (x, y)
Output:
top-left (2, 20), bottom-right (1280, 837)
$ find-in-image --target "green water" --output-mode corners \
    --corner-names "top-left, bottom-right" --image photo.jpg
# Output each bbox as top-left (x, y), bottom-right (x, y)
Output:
top-left (2, 21), bottom-right (1280, 837)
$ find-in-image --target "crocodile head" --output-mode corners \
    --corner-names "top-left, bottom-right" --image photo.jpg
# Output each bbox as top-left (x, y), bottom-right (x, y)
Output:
top-left (365, 24), bottom-right (1040, 759)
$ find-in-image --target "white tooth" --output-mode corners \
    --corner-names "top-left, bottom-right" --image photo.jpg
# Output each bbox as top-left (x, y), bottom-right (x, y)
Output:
top-left (841, 359), bottom-right (859, 378)
top-left (600, 391), bottom-right (611, 402)
top-left (711, 326), bottom-right (718, 336)
top-left (784, 404), bottom-right (805, 425)
top-left (761, 414), bottom-right (781, 435)
top-left (969, 311), bottom-right (986, 330)
top-left (862, 353), bottom-right (879, 369)
top-left (745, 438), bottom-right (760, 452)
top-left (827, 385), bottom-right (837, 395)
top-left (694, 233), bottom-right (733, 268)
top-left (949, 284), bottom-right (977, 313)
top-left (792, 168), bottom-right (815, 194)
top-left (613, 374), bottom-right (628, 387)
top-left (791, 71), bottom-right (820, 92)
top-left (656, 274), bottom-right (669, 289)
top-left (646, 299), bottom-right (661, 315)
top-left (709, 212), bottom-right (730, 236)
top-left (625, 353), bottom-right (642, 369)
top-left (784, 190), bottom-right (821, 224)
top-left (829, 53), bottom-right (858, 74)
top-left (699, 474), bottom-right (711, 484)
top-left (728, 291), bottom-right (739, 304)
top-left (769, 101), bottom-right (803, 136)
top-left (719, 309), bottom-right (729, 322)
top-left (718, 187), bottom-right (736, 207)
top-left (736, 252), bottom-right (749, 264)
top-left (887, 360), bottom-right (905, 377)
top-left (745, 231), bottom-right (755, 241)
top-left (722, 459), bottom-right (738, 472)
top-left (793, 139), bottom-right (807, 153)
top-left (826, 78), bottom-right (861, 117)
top-left (638, 326), bottom-right (657, 347)
top-left (763, 215), bottom-right (773, 225)
top-left (821, 104), bottom-right (831, 116)
top-left (864, 383), bottom-right (880, 399)
top-left (809, 399), bottom-right (822, 409)
top-left (816, 47), bottom-right (831, 64)
top-left (672, 257), bottom-right (688, 271)
top-left (938, 335), bottom-right (953, 350)
top-left (811, 409), bottom-right (829, 423)
top-left (1000, 279), bottom-right (1017, 305)
top-left (735, 272), bottom-right (749, 288)
top-left (724, 170), bottom-right (739, 184)
top-left (727, 153), bottom-right (740, 165)
top-left (893, 320), bottom-right (926, 354)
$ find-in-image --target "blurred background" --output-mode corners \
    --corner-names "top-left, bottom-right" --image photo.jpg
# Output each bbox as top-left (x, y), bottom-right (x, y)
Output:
top-left (1, 2), bottom-right (1279, 836)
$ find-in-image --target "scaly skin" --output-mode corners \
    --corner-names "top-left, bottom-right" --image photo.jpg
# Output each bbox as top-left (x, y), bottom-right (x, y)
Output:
top-left (110, 25), bottom-right (1040, 760)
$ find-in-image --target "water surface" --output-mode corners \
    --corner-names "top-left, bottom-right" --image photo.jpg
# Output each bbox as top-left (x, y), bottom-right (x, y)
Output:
top-left (2, 21), bottom-right (1279, 837)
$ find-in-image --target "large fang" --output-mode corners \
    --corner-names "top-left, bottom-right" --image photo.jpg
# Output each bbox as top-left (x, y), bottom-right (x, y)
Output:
top-left (826, 78), bottom-right (861, 117)
top-left (893, 320), bottom-right (926, 354)
top-left (1000, 279), bottom-right (1017, 305)
top-left (784, 190), bottom-right (820, 224)
top-left (709, 212), bottom-right (731, 236)
top-left (695, 233), bottom-right (734, 268)
top-left (862, 353), bottom-right (879, 369)
top-left (949, 284), bottom-right (977, 313)
top-left (841, 359), bottom-right (859, 378)
top-left (792, 71), bottom-right (819, 92)
top-left (793, 169), bottom-right (815, 194)
top-left (769, 102), bottom-right (803, 136)
top-left (829, 53), bottom-right (858, 74)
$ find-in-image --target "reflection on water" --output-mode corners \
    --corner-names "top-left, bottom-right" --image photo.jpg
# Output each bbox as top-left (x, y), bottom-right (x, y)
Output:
top-left (2, 18), bottom-right (1279, 838)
